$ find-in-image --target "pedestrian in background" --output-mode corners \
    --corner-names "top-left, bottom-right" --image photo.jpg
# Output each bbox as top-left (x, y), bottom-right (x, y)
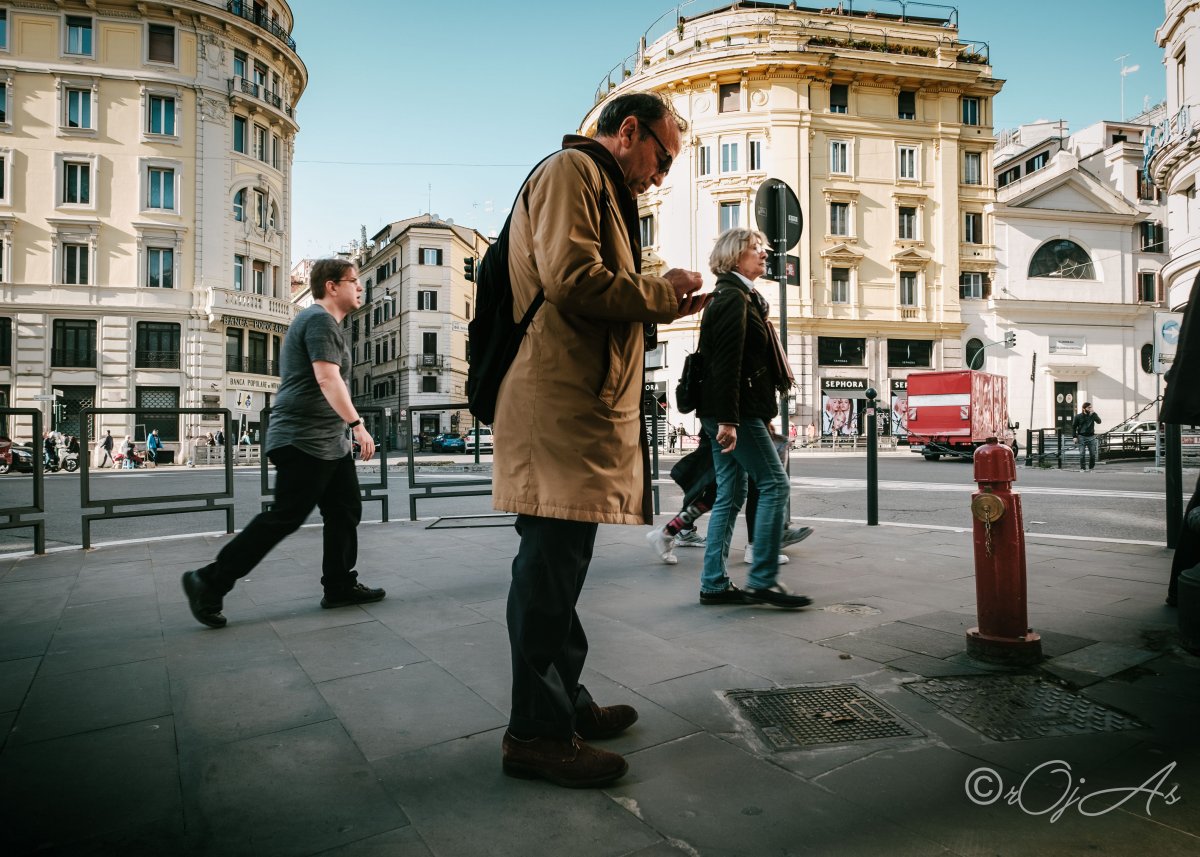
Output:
top-left (492, 92), bottom-right (706, 788)
top-left (146, 429), bottom-right (161, 468)
top-left (99, 430), bottom-right (115, 468)
top-left (182, 258), bottom-right (385, 629)
top-left (1072, 402), bottom-right (1101, 471)
top-left (121, 435), bottom-right (135, 469)
top-left (695, 227), bottom-right (810, 610)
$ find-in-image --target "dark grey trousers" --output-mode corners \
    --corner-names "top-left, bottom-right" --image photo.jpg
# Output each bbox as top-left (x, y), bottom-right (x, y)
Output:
top-left (506, 514), bottom-right (597, 739)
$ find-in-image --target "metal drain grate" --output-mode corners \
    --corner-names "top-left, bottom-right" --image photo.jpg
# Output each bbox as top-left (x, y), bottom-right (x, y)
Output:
top-left (726, 685), bottom-right (921, 751)
top-left (906, 675), bottom-right (1144, 741)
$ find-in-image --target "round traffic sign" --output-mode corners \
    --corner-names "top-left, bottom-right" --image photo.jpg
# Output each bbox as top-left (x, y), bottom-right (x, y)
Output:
top-left (754, 179), bottom-right (803, 250)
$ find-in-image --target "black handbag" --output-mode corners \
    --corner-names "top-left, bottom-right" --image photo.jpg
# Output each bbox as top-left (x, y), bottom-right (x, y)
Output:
top-left (675, 351), bottom-right (704, 414)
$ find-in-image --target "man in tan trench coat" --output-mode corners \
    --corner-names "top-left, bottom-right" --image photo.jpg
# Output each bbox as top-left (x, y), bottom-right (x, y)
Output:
top-left (494, 93), bottom-right (707, 788)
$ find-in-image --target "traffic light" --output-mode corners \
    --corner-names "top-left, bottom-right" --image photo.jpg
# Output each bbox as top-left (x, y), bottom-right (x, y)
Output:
top-left (463, 257), bottom-right (475, 282)
top-left (1004, 331), bottom-right (1016, 348)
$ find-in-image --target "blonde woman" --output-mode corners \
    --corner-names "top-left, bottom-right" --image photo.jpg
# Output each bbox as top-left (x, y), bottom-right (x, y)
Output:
top-left (695, 228), bottom-right (810, 609)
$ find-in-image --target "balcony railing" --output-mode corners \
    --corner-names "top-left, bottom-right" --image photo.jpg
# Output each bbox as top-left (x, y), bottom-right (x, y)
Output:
top-left (225, 356), bottom-right (279, 376)
top-left (409, 354), bottom-right (445, 369)
top-left (135, 350), bottom-right (181, 369)
top-left (228, 76), bottom-right (294, 119)
top-left (51, 349), bottom-right (96, 368)
top-left (208, 287), bottom-right (299, 325)
top-left (226, 1), bottom-right (297, 51)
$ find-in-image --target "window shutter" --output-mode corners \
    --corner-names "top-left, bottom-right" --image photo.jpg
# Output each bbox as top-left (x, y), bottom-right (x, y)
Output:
top-left (148, 25), bottom-right (174, 63)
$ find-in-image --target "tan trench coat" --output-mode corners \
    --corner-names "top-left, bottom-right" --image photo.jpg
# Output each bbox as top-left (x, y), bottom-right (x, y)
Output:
top-left (492, 144), bottom-right (678, 525)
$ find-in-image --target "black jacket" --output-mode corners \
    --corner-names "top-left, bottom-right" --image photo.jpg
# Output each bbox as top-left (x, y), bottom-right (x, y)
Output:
top-left (1072, 411), bottom-right (1101, 436)
top-left (696, 273), bottom-right (780, 426)
top-left (1162, 271), bottom-right (1200, 425)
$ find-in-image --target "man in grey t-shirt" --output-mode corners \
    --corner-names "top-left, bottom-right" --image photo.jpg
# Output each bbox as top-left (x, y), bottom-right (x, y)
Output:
top-left (182, 258), bottom-right (385, 629)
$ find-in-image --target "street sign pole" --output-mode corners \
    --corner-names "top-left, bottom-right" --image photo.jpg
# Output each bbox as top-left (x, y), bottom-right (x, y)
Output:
top-left (776, 182), bottom-right (790, 446)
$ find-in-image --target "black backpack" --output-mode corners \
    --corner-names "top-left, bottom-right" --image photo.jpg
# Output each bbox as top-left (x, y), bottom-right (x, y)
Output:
top-left (466, 149), bottom-right (608, 425)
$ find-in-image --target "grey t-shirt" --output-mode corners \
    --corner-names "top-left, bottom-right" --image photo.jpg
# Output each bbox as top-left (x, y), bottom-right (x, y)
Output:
top-left (268, 304), bottom-right (351, 460)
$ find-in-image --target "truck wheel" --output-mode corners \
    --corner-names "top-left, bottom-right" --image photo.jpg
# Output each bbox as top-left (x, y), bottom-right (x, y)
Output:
top-left (923, 453), bottom-right (941, 462)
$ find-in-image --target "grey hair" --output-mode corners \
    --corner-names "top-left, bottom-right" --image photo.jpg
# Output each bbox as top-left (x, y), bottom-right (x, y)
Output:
top-left (709, 228), bottom-right (768, 275)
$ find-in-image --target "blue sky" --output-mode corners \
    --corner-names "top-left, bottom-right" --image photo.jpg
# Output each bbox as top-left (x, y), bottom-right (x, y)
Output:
top-left (289, 0), bottom-right (1167, 259)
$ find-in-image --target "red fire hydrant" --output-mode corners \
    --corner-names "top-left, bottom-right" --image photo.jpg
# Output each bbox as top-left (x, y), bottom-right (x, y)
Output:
top-left (966, 437), bottom-right (1043, 665)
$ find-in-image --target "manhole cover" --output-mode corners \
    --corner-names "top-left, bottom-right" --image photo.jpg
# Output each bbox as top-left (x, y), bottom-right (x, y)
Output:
top-left (726, 685), bottom-right (921, 751)
top-left (906, 675), bottom-right (1144, 741)
top-left (822, 602), bottom-right (882, 616)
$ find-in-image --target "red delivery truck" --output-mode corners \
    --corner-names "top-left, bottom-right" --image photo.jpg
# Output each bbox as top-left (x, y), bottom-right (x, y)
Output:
top-left (906, 370), bottom-right (1014, 461)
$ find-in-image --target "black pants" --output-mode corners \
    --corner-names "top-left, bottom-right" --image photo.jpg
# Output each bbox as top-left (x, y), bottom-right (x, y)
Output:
top-left (1169, 472), bottom-right (1200, 602)
top-left (506, 514), bottom-right (597, 740)
top-left (201, 445), bottom-right (362, 596)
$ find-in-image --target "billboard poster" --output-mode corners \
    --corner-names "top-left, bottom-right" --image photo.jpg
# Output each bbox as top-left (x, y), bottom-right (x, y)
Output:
top-left (822, 395), bottom-right (858, 436)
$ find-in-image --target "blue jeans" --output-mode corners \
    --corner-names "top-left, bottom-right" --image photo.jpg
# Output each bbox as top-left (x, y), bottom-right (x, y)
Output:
top-left (1079, 436), bottom-right (1099, 469)
top-left (700, 417), bottom-right (789, 592)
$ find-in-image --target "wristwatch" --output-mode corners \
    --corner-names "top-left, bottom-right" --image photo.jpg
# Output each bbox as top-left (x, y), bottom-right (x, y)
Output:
top-left (348, 419), bottom-right (362, 429)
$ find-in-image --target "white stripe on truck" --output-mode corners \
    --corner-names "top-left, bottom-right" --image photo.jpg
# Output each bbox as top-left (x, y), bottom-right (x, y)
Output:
top-left (907, 393), bottom-right (970, 407)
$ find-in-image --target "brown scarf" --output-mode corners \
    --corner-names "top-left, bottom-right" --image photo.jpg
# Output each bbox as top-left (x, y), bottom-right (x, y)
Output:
top-left (749, 288), bottom-right (795, 392)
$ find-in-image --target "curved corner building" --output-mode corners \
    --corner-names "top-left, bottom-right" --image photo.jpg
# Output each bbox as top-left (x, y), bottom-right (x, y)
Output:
top-left (581, 1), bottom-right (1000, 437)
top-left (0, 1), bottom-right (306, 452)
top-left (1149, 0), bottom-right (1200, 313)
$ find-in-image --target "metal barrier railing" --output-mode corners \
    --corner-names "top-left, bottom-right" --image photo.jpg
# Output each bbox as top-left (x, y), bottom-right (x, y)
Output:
top-left (406, 403), bottom-right (496, 524)
top-left (0, 408), bottom-right (46, 553)
top-left (78, 408), bottom-right (236, 549)
top-left (258, 407), bottom-right (390, 520)
top-left (1024, 427), bottom-right (1200, 468)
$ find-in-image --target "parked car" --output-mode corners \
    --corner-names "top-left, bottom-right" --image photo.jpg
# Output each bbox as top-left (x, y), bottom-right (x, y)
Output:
top-left (1, 444), bottom-right (35, 474)
top-left (431, 433), bottom-right (466, 453)
top-left (464, 427), bottom-right (494, 453)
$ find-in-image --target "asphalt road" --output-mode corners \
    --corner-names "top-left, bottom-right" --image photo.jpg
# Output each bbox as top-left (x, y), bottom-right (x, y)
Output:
top-left (0, 452), bottom-right (1190, 555)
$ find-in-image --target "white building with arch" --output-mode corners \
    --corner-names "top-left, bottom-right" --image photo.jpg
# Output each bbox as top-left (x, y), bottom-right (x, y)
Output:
top-left (985, 115), bottom-right (1167, 435)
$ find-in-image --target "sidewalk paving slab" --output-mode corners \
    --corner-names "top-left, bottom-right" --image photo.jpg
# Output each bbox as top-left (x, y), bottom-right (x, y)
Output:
top-left (1, 516), bottom-right (1198, 855)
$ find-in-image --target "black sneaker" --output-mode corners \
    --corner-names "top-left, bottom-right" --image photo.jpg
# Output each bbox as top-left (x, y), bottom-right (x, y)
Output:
top-left (181, 570), bottom-right (227, 628)
top-left (780, 526), bottom-right (814, 549)
top-left (742, 583), bottom-right (812, 609)
top-left (321, 581), bottom-right (387, 609)
top-left (699, 583), bottom-right (746, 605)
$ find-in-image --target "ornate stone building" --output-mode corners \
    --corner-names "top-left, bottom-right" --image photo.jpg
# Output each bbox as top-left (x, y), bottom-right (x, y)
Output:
top-left (581, 1), bottom-right (1000, 437)
top-left (0, 0), bottom-right (305, 452)
top-left (347, 216), bottom-right (490, 449)
top-left (1148, 0), bottom-right (1200, 314)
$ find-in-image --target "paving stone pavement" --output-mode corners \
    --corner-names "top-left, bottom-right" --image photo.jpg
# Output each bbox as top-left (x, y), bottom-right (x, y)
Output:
top-left (0, 516), bottom-right (1197, 857)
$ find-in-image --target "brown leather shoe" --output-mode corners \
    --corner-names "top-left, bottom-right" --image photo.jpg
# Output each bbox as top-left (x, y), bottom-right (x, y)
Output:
top-left (501, 732), bottom-right (628, 788)
top-left (575, 702), bottom-right (638, 740)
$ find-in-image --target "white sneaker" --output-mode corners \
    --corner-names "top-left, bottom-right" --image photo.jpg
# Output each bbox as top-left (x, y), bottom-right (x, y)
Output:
top-left (743, 544), bottom-right (788, 565)
top-left (673, 529), bottom-right (707, 548)
top-left (646, 528), bottom-right (678, 565)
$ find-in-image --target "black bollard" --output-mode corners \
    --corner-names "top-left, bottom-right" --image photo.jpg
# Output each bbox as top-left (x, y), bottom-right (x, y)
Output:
top-left (866, 387), bottom-right (878, 526)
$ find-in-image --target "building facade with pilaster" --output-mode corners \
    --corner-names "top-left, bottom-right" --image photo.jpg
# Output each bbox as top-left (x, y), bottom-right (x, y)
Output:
top-left (582, 1), bottom-right (1001, 438)
top-left (346, 216), bottom-right (490, 450)
top-left (0, 0), bottom-right (304, 455)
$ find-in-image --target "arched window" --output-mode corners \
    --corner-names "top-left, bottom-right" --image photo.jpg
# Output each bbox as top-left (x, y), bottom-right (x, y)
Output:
top-left (232, 189), bottom-right (245, 222)
top-left (1141, 343), bottom-right (1154, 374)
top-left (965, 337), bottom-right (985, 370)
top-left (1028, 239), bottom-right (1095, 279)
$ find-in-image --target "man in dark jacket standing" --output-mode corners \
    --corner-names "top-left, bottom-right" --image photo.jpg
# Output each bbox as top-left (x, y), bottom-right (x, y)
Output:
top-left (1072, 402), bottom-right (1101, 471)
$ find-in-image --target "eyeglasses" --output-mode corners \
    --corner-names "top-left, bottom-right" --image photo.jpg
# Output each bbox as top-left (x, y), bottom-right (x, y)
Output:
top-left (640, 121), bottom-right (674, 176)
top-left (337, 277), bottom-right (360, 285)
